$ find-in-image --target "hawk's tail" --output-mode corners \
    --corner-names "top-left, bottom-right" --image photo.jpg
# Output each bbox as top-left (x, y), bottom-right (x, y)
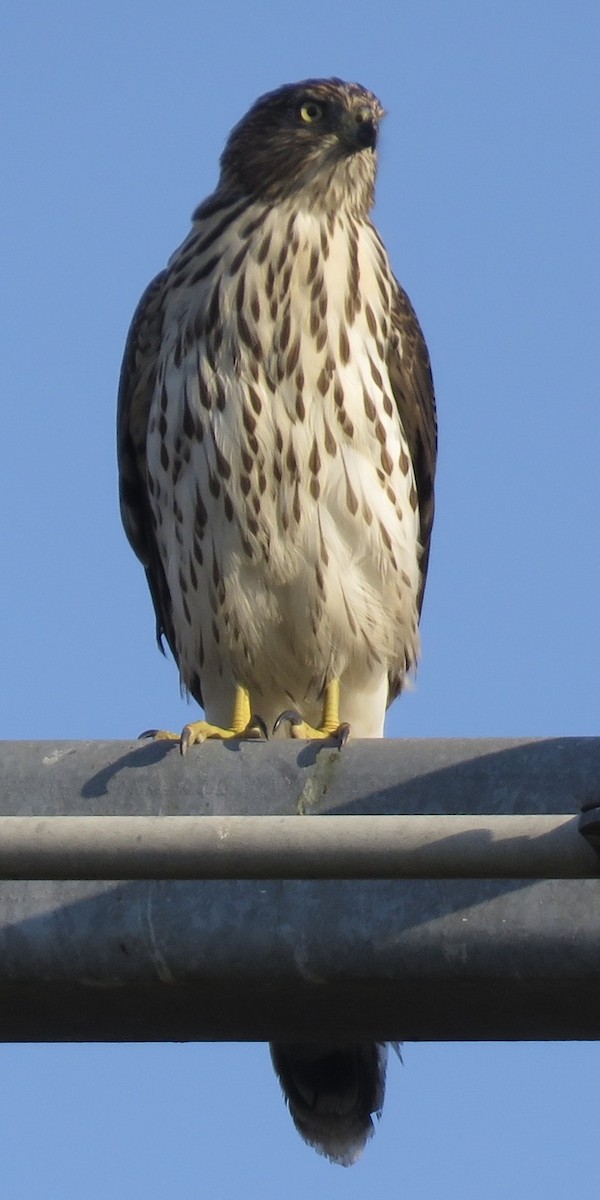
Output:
top-left (270, 1041), bottom-right (389, 1167)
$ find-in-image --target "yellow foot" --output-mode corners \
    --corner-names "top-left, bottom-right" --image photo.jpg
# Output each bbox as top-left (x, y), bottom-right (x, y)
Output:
top-left (139, 686), bottom-right (267, 755)
top-left (272, 679), bottom-right (350, 748)
top-left (273, 713), bottom-right (350, 747)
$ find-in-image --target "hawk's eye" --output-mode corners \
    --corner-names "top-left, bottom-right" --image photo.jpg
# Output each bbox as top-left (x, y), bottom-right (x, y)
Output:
top-left (299, 101), bottom-right (324, 124)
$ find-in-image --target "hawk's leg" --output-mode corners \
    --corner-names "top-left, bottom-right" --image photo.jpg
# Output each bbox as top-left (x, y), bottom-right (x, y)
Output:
top-left (273, 680), bottom-right (351, 747)
top-left (140, 685), bottom-right (267, 755)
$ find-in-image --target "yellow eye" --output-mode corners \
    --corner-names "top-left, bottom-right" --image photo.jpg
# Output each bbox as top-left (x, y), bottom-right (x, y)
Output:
top-left (299, 101), bottom-right (323, 124)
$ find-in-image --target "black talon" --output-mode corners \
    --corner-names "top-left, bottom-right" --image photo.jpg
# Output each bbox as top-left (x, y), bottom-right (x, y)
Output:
top-left (273, 709), bottom-right (303, 735)
top-left (180, 725), bottom-right (192, 756)
top-left (336, 723), bottom-right (351, 749)
top-left (139, 728), bottom-right (159, 740)
top-left (248, 714), bottom-right (269, 740)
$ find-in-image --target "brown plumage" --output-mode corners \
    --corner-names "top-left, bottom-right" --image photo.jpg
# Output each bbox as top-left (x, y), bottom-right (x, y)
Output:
top-left (118, 77), bottom-right (437, 1165)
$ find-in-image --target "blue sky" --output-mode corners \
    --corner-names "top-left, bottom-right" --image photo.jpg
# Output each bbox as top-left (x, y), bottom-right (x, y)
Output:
top-left (2, 1), bottom-right (599, 1195)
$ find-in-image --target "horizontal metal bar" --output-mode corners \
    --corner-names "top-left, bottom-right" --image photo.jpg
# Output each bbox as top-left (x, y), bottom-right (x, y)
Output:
top-left (4, 737), bottom-right (600, 823)
top-left (0, 814), bottom-right (596, 879)
top-left (0, 740), bottom-right (599, 1041)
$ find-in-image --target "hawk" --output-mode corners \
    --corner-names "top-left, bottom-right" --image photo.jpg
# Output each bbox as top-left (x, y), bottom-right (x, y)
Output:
top-left (118, 78), bottom-right (437, 1166)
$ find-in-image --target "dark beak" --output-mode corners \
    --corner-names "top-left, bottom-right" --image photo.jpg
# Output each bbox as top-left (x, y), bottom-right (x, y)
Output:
top-left (341, 106), bottom-right (378, 151)
top-left (354, 113), bottom-right (378, 150)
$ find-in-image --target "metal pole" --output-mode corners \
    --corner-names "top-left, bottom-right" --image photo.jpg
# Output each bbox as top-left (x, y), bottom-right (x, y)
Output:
top-left (0, 813), bottom-right (595, 879)
top-left (0, 739), bottom-right (599, 1041)
top-left (3, 737), bottom-right (600, 822)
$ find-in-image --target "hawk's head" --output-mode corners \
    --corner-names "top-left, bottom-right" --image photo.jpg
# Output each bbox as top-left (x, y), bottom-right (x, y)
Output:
top-left (219, 78), bottom-right (384, 213)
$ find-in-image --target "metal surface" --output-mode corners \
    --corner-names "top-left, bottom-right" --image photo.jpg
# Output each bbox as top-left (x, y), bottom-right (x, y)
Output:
top-left (579, 804), bottom-right (600, 855)
top-left (3, 736), bottom-right (600, 820)
top-left (0, 813), bottom-right (596, 879)
top-left (0, 737), bottom-right (599, 1042)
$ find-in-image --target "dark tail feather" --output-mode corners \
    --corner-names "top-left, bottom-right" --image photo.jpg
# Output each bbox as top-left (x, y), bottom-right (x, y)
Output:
top-left (270, 1041), bottom-right (388, 1167)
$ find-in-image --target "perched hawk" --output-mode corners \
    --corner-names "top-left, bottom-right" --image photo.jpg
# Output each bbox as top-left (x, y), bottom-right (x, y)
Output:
top-left (118, 78), bottom-right (436, 1166)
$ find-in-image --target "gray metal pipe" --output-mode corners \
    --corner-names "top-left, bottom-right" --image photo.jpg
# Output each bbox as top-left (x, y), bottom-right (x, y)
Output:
top-left (3, 737), bottom-right (600, 826)
top-left (0, 739), bottom-right (599, 1041)
top-left (0, 813), bottom-right (596, 879)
